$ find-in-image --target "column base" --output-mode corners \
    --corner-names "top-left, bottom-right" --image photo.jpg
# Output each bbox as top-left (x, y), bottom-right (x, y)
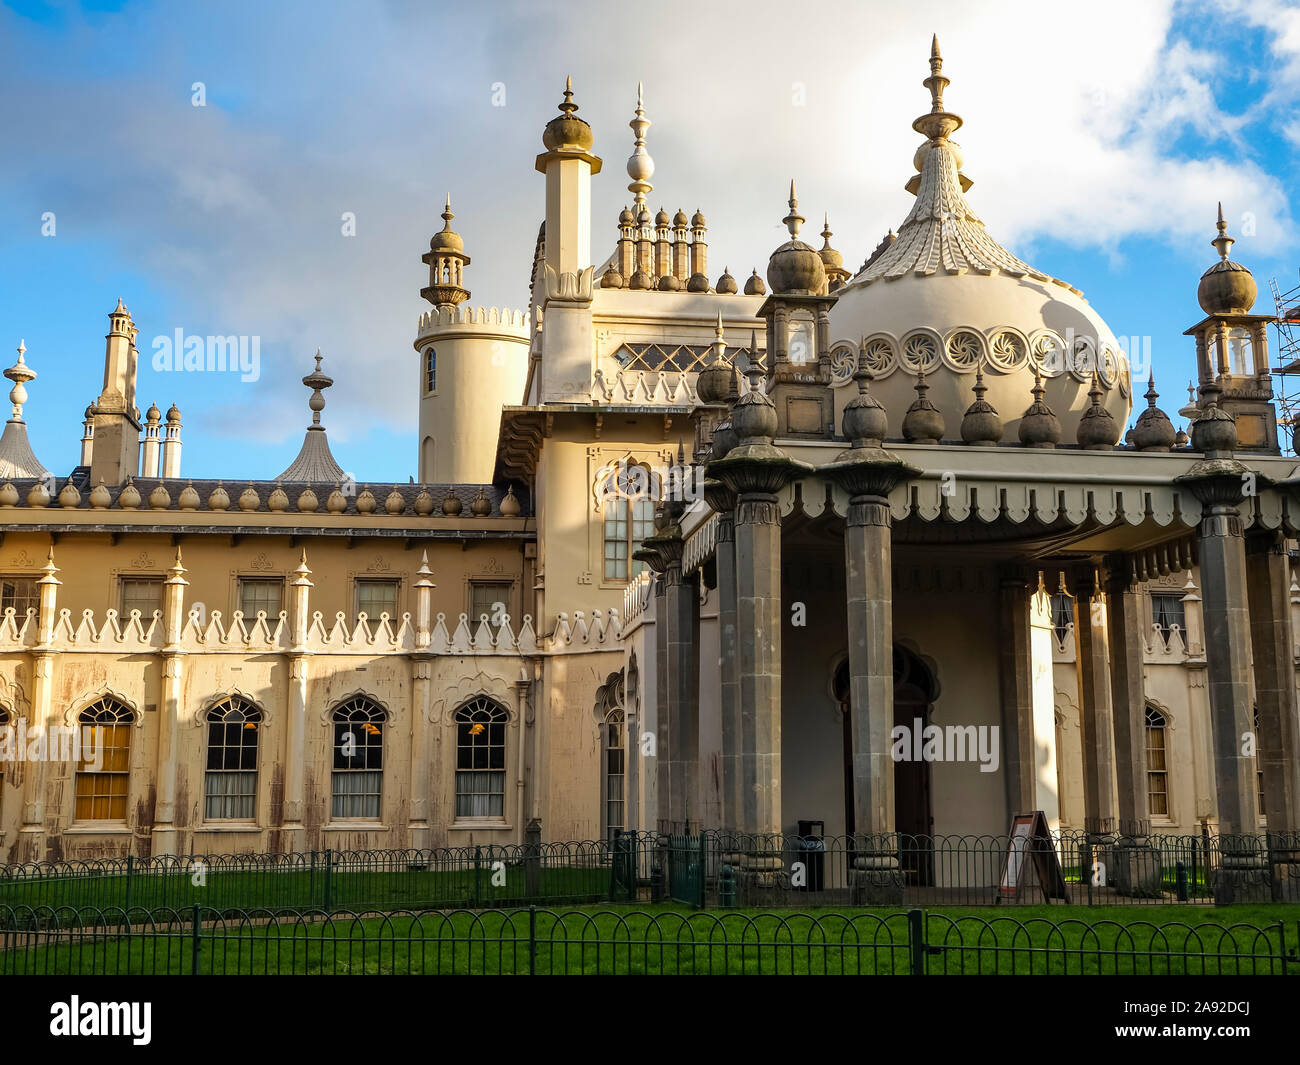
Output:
top-left (150, 826), bottom-right (181, 858)
top-left (1111, 843), bottom-right (1163, 898)
top-left (850, 855), bottom-right (904, 906)
top-left (735, 854), bottom-right (785, 905)
top-left (1212, 856), bottom-right (1272, 905)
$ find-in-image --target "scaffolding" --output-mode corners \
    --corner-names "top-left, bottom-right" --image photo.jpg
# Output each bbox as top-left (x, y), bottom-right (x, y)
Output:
top-left (1271, 271), bottom-right (1300, 454)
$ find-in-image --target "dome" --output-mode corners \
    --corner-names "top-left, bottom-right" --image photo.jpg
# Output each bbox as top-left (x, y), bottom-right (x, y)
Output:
top-left (673, 209), bottom-right (689, 227)
top-left (1197, 204), bottom-right (1256, 315)
top-left (542, 78), bottom-right (594, 152)
top-left (766, 182), bottom-right (827, 295)
top-left (655, 207), bottom-right (670, 227)
top-left (826, 40), bottom-right (1130, 441)
top-left (429, 195), bottom-right (464, 253)
top-left (618, 206), bottom-right (635, 225)
top-left (691, 209), bottom-right (706, 228)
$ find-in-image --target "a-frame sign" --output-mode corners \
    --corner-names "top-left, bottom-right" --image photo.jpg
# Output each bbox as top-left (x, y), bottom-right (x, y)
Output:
top-left (997, 810), bottom-right (1069, 904)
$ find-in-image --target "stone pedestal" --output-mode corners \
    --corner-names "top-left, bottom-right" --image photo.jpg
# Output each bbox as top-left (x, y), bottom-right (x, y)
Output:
top-left (1110, 843), bottom-right (1163, 898)
top-left (850, 852), bottom-right (905, 906)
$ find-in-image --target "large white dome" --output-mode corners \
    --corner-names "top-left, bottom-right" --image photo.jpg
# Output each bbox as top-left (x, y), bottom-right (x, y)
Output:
top-left (826, 42), bottom-right (1133, 444)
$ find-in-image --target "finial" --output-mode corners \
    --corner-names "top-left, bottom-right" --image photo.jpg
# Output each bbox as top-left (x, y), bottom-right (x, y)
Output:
top-left (5, 340), bottom-right (36, 420)
top-left (821, 214), bottom-right (835, 249)
top-left (715, 311), bottom-right (725, 344)
top-left (783, 181), bottom-right (804, 239)
top-left (1212, 201), bottom-right (1235, 262)
top-left (559, 75), bottom-right (577, 114)
top-left (627, 81), bottom-right (654, 207)
top-left (301, 349), bottom-right (334, 428)
top-left (1145, 370), bottom-right (1159, 407)
top-left (926, 32), bottom-right (948, 113)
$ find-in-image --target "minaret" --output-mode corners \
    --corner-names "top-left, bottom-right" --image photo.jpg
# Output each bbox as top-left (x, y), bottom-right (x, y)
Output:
top-left (161, 402), bottom-right (183, 478)
top-left (0, 341), bottom-right (49, 480)
top-left (420, 195), bottom-right (471, 308)
top-left (1183, 203), bottom-right (1277, 452)
top-left (140, 402), bottom-right (162, 477)
top-left (90, 298), bottom-right (143, 486)
top-left (79, 403), bottom-right (95, 466)
top-left (535, 77), bottom-right (602, 402)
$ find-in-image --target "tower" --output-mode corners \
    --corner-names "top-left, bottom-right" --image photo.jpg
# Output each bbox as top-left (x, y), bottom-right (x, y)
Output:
top-left (161, 402), bottom-right (183, 478)
top-left (1183, 204), bottom-right (1278, 452)
top-left (415, 203), bottom-right (529, 483)
top-left (90, 298), bottom-right (142, 486)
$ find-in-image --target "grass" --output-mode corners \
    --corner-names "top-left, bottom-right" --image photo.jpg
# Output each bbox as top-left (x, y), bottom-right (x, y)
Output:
top-left (2, 902), bottom-right (1296, 976)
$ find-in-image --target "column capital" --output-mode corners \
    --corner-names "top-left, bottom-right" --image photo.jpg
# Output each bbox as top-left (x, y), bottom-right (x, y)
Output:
top-left (820, 447), bottom-right (920, 501)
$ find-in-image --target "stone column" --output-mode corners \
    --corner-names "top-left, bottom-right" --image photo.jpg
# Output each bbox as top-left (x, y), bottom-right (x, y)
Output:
top-left (996, 566), bottom-right (1037, 816)
top-left (630, 528), bottom-right (671, 831)
top-left (1175, 399), bottom-right (1267, 901)
top-left (664, 561), bottom-right (700, 830)
top-left (1070, 565), bottom-right (1118, 844)
top-left (709, 365), bottom-right (811, 883)
top-left (408, 553), bottom-right (435, 851)
top-left (1103, 555), bottom-right (1162, 895)
top-left (19, 549), bottom-right (59, 862)
top-left (1245, 530), bottom-right (1300, 838)
top-left (151, 548), bottom-right (188, 856)
top-left (704, 480), bottom-right (740, 833)
top-left (282, 550), bottom-right (312, 852)
top-left (821, 370), bottom-right (918, 904)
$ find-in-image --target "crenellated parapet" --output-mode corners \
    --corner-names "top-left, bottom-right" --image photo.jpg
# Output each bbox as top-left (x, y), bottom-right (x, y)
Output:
top-left (415, 304), bottom-right (530, 343)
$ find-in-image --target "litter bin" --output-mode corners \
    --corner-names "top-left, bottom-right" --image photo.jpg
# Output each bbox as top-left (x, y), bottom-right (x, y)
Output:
top-left (796, 819), bottom-right (826, 892)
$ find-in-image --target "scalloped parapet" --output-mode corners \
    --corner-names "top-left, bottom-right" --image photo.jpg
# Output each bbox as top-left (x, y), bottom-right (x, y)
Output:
top-left (622, 572), bottom-right (653, 624)
top-left (590, 368), bottom-right (696, 406)
top-left (416, 304), bottom-right (530, 343)
top-left (548, 608), bottom-right (624, 651)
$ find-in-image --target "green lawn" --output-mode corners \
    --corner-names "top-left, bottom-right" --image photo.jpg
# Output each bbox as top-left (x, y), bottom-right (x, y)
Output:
top-left (2, 902), bottom-right (1295, 975)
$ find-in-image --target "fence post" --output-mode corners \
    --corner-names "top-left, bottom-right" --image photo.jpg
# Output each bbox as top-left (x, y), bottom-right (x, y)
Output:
top-left (907, 908), bottom-right (926, 975)
top-left (473, 845), bottom-right (483, 908)
top-left (529, 904), bottom-right (537, 975)
top-left (309, 850), bottom-right (317, 909)
top-left (323, 849), bottom-right (333, 915)
top-left (190, 904), bottom-right (201, 975)
top-left (698, 833), bottom-right (707, 909)
top-left (124, 853), bottom-right (134, 914)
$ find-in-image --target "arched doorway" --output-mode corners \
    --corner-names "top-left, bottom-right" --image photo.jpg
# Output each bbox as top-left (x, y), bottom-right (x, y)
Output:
top-left (834, 645), bottom-right (937, 883)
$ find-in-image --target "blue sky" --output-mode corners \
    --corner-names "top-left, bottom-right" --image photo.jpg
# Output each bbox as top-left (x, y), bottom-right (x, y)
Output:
top-left (1, 0), bottom-right (1297, 482)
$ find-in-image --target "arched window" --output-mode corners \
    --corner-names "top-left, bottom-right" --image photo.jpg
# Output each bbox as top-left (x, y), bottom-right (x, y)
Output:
top-left (455, 697), bottom-right (507, 819)
top-left (75, 699), bottom-right (133, 821)
top-left (205, 697), bottom-right (262, 820)
top-left (1145, 707), bottom-right (1168, 818)
top-left (1050, 593), bottom-right (1073, 644)
top-left (424, 347), bottom-right (437, 393)
top-left (330, 697), bottom-right (386, 820)
top-left (604, 708), bottom-right (626, 840)
top-left (602, 463), bottom-right (656, 581)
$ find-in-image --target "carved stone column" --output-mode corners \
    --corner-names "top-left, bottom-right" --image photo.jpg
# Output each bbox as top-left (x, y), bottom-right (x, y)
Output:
top-left (152, 549), bottom-right (188, 857)
top-left (1175, 396), bottom-right (1268, 902)
top-left (408, 554), bottom-right (436, 851)
top-left (20, 549), bottom-right (60, 861)
top-left (282, 550), bottom-right (312, 852)
top-left (821, 369), bottom-right (918, 905)
top-left (996, 566), bottom-right (1038, 817)
top-left (704, 478), bottom-right (740, 833)
top-left (1071, 564), bottom-right (1118, 844)
top-left (632, 532), bottom-right (670, 830)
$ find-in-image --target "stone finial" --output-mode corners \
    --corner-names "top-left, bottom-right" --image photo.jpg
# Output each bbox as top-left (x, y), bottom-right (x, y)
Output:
top-left (902, 367), bottom-right (944, 444)
top-left (1189, 379), bottom-right (1237, 456)
top-left (4, 340), bottom-right (35, 420)
top-left (1130, 370), bottom-right (1176, 451)
top-left (743, 269), bottom-right (766, 296)
top-left (1197, 201), bottom-right (1257, 315)
top-left (843, 367), bottom-right (888, 448)
top-left (1018, 366), bottom-right (1062, 448)
top-left (715, 267), bottom-right (738, 294)
top-left (1076, 372), bottom-right (1120, 450)
top-left (626, 81), bottom-right (654, 210)
top-left (960, 368), bottom-right (1002, 446)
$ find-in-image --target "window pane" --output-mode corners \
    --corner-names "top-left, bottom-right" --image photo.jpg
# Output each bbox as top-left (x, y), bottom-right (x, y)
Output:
top-left (354, 580), bottom-right (399, 634)
top-left (330, 699), bottom-right (386, 819)
top-left (120, 578), bottom-right (163, 619)
top-left (239, 578), bottom-right (283, 619)
top-left (455, 699), bottom-right (507, 818)
top-left (470, 582), bottom-right (512, 634)
top-left (0, 577), bottom-right (39, 622)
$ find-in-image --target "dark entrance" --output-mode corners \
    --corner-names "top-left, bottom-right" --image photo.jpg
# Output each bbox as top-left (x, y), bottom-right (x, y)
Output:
top-left (834, 645), bottom-right (937, 885)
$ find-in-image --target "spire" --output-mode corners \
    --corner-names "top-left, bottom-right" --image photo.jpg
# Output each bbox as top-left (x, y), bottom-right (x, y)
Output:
top-left (0, 340), bottom-right (49, 479)
top-left (1212, 201), bottom-right (1234, 262)
top-left (783, 181), bottom-right (804, 239)
top-left (275, 350), bottom-right (346, 482)
top-left (626, 81), bottom-right (654, 211)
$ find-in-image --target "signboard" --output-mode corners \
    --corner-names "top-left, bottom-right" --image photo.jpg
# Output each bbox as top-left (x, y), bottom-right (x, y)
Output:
top-left (997, 811), bottom-right (1069, 903)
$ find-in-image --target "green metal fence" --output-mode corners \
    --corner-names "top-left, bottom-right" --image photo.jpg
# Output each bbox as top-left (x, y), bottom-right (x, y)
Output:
top-left (0, 905), bottom-right (1291, 975)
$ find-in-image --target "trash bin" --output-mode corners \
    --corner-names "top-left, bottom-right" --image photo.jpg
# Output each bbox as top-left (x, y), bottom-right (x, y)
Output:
top-left (796, 819), bottom-right (826, 892)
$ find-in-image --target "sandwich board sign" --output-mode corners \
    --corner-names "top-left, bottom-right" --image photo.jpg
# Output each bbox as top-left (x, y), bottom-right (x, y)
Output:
top-left (997, 811), bottom-right (1069, 903)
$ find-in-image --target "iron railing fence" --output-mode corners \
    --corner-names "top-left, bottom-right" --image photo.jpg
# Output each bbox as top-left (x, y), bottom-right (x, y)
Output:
top-left (2, 830), bottom-right (1297, 915)
top-left (0, 904), bottom-right (1291, 976)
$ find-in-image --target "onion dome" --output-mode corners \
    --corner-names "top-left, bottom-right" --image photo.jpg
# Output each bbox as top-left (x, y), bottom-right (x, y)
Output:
top-left (600, 266), bottom-right (625, 288)
top-left (166, 402), bottom-right (181, 424)
top-left (470, 487), bottom-right (492, 516)
top-left (208, 482), bottom-right (230, 510)
top-left (149, 482), bottom-right (172, 509)
top-left (26, 480), bottom-right (49, 507)
top-left (696, 314), bottom-right (735, 403)
top-left (355, 486), bottom-right (377, 514)
top-left (84, 403), bottom-right (96, 420)
top-left (542, 76), bottom-right (594, 152)
top-left (731, 362), bottom-right (779, 443)
top-left (238, 484), bottom-right (260, 511)
top-left (902, 367), bottom-right (945, 444)
top-left (384, 488), bottom-right (405, 514)
top-left (743, 269), bottom-right (767, 296)
top-left (619, 206), bottom-right (635, 225)
top-left (428, 195), bottom-right (464, 253)
top-left (960, 368), bottom-right (1002, 445)
top-left (629, 267), bottom-right (654, 290)
top-left (1076, 373), bottom-right (1120, 450)
top-left (326, 485), bottom-right (347, 512)
top-left (686, 273), bottom-right (710, 293)
top-left (413, 488), bottom-right (434, 515)
top-left (89, 481), bottom-right (112, 508)
top-left (716, 267), bottom-right (738, 295)
top-left (0, 482), bottom-right (16, 507)
top-left (673, 208), bottom-right (689, 227)
top-left (842, 369), bottom-right (889, 447)
top-left (1189, 380), bottom-right (1237, 455)
top-left (766, 182), bottom-right (827, 295)
top-left (1175, 426), bottom-right (1189, 448)
top-left (1197, 203), bottom-right (1257, 315)
top-left (819, 216), bottom-right (851, 291)
top-left (655, 207), bottom-right (670, 227)
top-left (119, 479), bottom-right (142, 509)
top-left (268, 484), bottom-right (289, 511)
top-left (1130, 372), bottom-right (1176, 451)
top-left (442, 490), bottom-right (462, 515)
top-left (296, 487), bottom-right (318, 512)
top-left (145, 402), bottom-right (161, 425)
top-left (709, 420), bottom-right (738, 461)
top-left (658, 273), bottom-right (681, 291)
top-left (58, 481), bottom-right (81, 507)
top-left (691, 209), bottom-right (706, 228)
top-left (500, 485), bottom-right (521, 517)
top-left (1018, 367), bottom-right (1062, 448)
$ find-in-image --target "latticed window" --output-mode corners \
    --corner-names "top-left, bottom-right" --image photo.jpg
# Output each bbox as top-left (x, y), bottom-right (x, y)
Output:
top-left (238, 578), bottom-right (283, 619)
top-left (119, 577), bottom-right (163, 620)
top-left (0, 577), bottom-right (38, 622)
top-left (602, 465), bottom-right (656, 581)
top-left (204, 697), bottom-right (262, 820)
top-left (1151, 593), bottom-right (1185, 646)
top-left (75, 699), bottom-right (133, 821)
top-left (605, 708), bottom-right (626, 840)
top-left (455, 697), bottom-right (507, 819)
top-left (1145, 706), bottom-right (1168, 818)
top-left (331, 697), bottom-right (386, 819)
top-left (1050, 593), bottom-right (1073, 643)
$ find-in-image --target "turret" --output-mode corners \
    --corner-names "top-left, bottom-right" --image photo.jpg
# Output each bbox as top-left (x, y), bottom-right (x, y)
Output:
top-left (89, 299), bottom-right (143, 486)
top-left (140, 402), bottom-right (161, 477)
top-left (161, 401), bottom-right (182, 478)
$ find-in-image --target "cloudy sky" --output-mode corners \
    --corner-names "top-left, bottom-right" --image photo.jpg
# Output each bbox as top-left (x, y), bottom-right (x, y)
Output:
top-left (1, 0), bottom-right (1297, 481)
